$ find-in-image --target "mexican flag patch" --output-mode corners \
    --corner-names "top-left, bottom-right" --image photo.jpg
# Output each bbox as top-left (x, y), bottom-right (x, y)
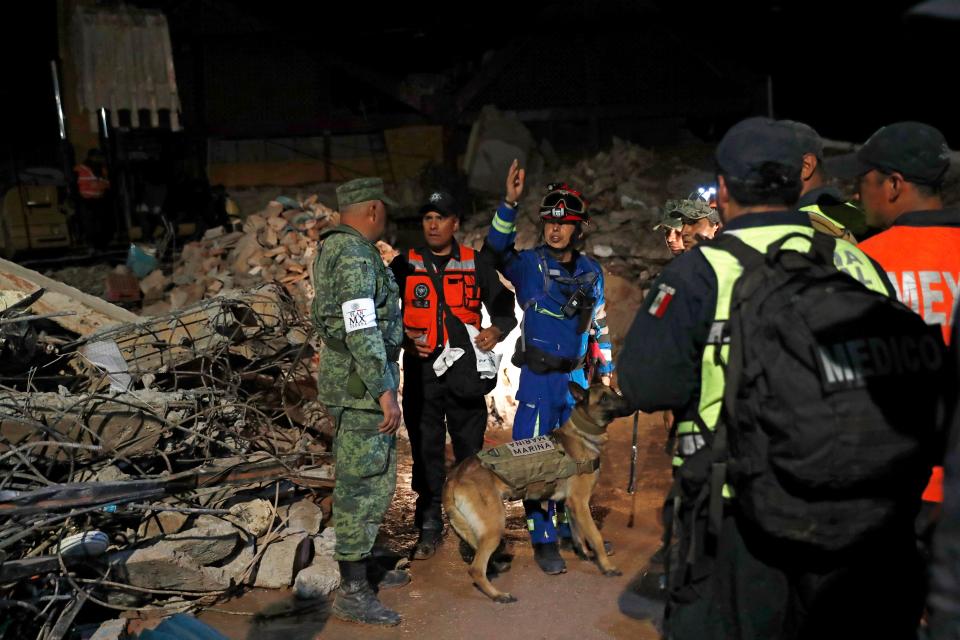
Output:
top-left (648, 283), bottom-right (676, 318)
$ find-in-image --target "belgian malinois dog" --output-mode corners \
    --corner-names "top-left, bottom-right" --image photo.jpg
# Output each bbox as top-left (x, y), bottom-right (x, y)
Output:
top-left (442, 383), bottom-right (630, 603)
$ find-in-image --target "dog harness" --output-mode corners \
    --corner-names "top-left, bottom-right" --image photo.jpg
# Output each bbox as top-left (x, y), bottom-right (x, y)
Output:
top-left (476, 409), bottom-right (603, 501)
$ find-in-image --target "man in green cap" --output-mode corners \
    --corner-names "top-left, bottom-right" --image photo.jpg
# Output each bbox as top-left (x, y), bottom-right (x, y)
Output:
top-left (666, 198), bottom-right (722, 252)
top-left (312, 177), bottom-right (405, 626)
top-left (653, 208), bottom-right (685, 256)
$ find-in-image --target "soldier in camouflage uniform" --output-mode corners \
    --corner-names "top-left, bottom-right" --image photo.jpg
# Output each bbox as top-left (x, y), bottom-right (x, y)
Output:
top-left (312, 177), bottom-right (406, 626)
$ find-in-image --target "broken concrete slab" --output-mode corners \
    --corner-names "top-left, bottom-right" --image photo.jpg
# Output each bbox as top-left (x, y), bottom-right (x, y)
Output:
top-left (110, 545), bottom-right (230, 592)
top-left (294, 555), bottom-right (340, 599)
top-left (163, 517), bottom-right (241, 566)
top-left (253, 532), bottom-right (312, 589)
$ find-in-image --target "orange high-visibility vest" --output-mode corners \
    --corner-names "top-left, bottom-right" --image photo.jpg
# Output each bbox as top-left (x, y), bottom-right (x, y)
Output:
top-left (402, 246), bottom-right (482, 352)
top-left (860, 210), bottom-right (960, 503)
top-left (74, 164), bottom-right (110, 199)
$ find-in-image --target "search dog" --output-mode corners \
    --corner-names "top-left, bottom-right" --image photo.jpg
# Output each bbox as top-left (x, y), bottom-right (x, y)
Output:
top-left (442, 383), bottom-right (630, 602)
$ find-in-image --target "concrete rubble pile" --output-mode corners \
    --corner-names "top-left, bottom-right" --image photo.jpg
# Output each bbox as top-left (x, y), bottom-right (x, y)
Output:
top-left (0, 269), bottom-right (348, 639)
top-left (137, 195), bottom-right (397, 319)
top-left (139, 196), bottom-right (337, 317)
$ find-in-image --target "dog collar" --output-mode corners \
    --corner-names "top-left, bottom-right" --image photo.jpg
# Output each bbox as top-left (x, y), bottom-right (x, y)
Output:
top-left (569, 407), bottom-right (607, 436)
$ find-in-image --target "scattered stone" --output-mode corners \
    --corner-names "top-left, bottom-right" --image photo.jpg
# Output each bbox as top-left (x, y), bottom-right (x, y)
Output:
top-left (286, 499), bottom-right (323, 535)
top-left (253, 533), bottom-right (312, 589)
top-left (314, 527), bottom-right (336, 558)
top-left (293, 555), bottom-right (340, 599)
top-left (592, 244), bottom-right (614, 258)
top-left (228, 499), bottom-right (275, 537)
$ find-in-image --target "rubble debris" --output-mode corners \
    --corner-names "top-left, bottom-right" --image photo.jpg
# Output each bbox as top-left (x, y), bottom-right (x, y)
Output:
top-left (153, 197), bottom-right (337, 316)
top-left (0, 389), bottom-right (192, 460)
top-left (0, 280), bottom-right (336, 638)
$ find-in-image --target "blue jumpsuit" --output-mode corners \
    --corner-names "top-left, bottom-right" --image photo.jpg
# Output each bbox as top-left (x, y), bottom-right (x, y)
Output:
top-left (485, 201), bottom-right (614, 543)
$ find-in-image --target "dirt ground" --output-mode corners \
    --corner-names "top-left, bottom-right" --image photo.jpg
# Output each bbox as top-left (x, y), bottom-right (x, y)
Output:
top-left (198, 410), bottom-right (673, 640)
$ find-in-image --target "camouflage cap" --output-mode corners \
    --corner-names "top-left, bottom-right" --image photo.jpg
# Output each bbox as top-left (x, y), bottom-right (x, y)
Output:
top-left (663, 198), bottom-right (720, 224)
top-left (336, 177), bottom-right (398, 209)
top-left (652, 209), bottom-right (683, 231)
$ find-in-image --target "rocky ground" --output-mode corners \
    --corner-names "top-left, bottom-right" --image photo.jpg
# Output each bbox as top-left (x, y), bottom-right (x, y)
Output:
top-left (198, 408), bottom-right (673, 640)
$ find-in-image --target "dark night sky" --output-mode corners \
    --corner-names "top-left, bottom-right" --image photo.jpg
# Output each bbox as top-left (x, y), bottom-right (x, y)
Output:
top-left (2, 1), bottom-right (957, 169)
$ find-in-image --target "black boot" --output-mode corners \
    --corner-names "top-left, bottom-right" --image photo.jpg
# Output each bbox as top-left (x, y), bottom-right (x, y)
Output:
top-left (332, 561), bottom-right (401, 626)
top-left (533, 542), bottom-right (566, 575)
top-left (411, 526), bottom-right (443, 560)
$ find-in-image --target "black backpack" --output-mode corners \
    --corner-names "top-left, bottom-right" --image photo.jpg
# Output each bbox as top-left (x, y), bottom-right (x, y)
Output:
top-left (709, 232), bottom-right (943, 551)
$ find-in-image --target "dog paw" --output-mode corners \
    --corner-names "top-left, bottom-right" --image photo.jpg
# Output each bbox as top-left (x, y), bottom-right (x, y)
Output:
top-left (603, 568), bottom-right (623, 577)
top-left (494, 593), bottom-right (517, 604)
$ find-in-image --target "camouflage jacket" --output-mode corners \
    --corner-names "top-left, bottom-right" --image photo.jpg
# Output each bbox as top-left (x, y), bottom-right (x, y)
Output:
top-left (312, 225), bottom-right (402, 411)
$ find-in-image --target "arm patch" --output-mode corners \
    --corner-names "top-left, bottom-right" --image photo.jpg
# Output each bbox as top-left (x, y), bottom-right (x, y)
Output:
top-left (342, 298), bottom-right (377, 332)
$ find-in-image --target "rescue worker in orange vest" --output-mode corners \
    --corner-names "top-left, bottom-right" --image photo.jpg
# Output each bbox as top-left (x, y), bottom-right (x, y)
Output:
top-left (73, 148), bottom-right (113, 250)
top-left (831, 119), bottom-right (958, 576)
top-left (390, 191), bottom-right (517, 560)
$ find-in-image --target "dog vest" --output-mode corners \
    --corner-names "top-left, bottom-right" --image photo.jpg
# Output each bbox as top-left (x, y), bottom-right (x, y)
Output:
top-left (476, 434), bottom-right (600, 501)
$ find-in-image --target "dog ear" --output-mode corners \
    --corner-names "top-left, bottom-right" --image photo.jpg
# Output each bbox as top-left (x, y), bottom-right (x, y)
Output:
top-left (568, 382), bottom-right (589, 405)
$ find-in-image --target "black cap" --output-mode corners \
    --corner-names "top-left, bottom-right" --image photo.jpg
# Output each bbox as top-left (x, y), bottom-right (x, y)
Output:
top-left (781, 120), bottom-right (824, 159)
top-left (419, 190), bottom-right (458, 218)
top-left (715, 117), bottom-right (804, 182)
top-left (827, 121), bottom-right (951, 185)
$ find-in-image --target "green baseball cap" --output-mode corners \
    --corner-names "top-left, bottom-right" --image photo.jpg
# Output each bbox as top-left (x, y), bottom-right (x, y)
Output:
top-left (336, 177), bottom-right (398, 209)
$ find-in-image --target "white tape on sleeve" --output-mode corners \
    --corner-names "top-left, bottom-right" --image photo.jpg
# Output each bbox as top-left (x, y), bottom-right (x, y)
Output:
top-left (342, 298), bottom-right (377, 333)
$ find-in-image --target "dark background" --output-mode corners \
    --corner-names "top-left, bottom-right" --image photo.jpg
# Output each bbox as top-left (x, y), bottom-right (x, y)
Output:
top-left (2, 0), bottom-right (957, 174)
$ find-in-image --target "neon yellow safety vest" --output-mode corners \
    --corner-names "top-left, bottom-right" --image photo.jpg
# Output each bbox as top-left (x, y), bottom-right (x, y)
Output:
top-left (672, 224), bottom-right (890, 469)
top-left (799, 203), bottom-right (860, 244)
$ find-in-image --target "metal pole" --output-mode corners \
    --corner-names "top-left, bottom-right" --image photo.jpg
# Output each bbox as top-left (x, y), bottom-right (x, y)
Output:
top-left (98, 107), bottom-right (110, 139)
top-left (627, 411), bottom-right (639, 494)
top-left (766, 75), bottom-right (775, 119)
top-left (50, 61), bottom-right (66, 141)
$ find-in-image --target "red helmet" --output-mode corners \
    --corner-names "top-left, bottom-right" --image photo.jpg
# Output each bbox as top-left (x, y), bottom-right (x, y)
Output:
top-left (539, 183), bottom-right (589, 222)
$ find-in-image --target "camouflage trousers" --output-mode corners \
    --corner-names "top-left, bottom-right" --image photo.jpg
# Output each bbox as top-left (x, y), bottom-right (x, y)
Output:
top-left (330, 406), bottom-right (397, 561)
